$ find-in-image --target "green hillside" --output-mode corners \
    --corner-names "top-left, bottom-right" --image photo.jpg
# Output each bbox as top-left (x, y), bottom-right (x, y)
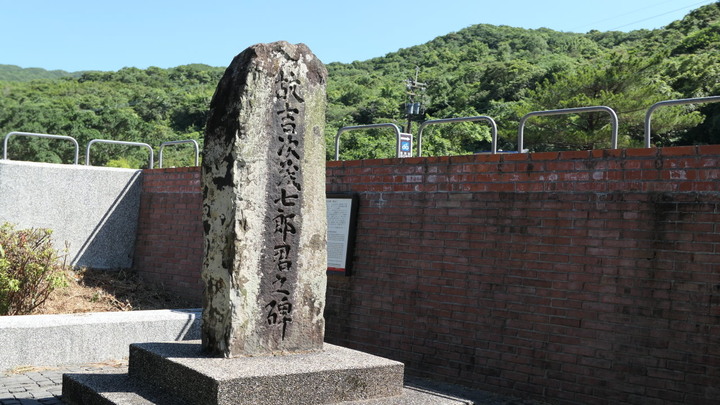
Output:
top-left (327, 3), bottom-right (720, 158)
top-left (0, 64), bottom-right (83, 81)
top-left (1, 3), bottom-right (719, 166)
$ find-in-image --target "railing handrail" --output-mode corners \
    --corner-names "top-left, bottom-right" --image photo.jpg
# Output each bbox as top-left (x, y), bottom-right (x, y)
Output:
top-left (9, 97), bottom-right (720, 165)
top-left (334, 123), bottom-right (402, 160)
top-left (86, 139), bottom-right (154, 168)
top-left (2, 132), bottom-right (80, 164)
top-left (417, 116), bottom-right (498, 157)
top-left (158, 139), bottom-right (200, 168)
top-left (518, 106), bottom-right (619, 152)
top-left (645, 96), bottom-right (720, 148)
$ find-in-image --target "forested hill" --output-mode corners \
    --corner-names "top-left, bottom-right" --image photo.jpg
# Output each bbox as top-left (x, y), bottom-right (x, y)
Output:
top-left (326, 2), bottom-right (720, 158)
top-left (0, 64), bottom-right (82, 81)
top-left (2, 3), bottom-right (719, 166)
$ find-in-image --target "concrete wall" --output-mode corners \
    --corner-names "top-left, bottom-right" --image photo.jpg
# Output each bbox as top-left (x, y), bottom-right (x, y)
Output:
top-left (133, 145), bottom-right (720, 405)
top-left (0, 309), bottom-right (201, 371)
top-left (0, 160), bottom-right (142, 269)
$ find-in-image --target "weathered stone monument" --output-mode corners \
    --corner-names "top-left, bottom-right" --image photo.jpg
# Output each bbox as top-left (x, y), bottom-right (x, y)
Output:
top-left (200, 41), bottom-right (328, 357)
top-left (63, 42), bottom-right (453, 404)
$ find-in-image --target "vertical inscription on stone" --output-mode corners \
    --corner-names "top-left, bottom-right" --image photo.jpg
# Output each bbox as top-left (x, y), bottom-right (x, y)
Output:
top-left (265, 68), bottom-right (304, 340)
top-left (201, 42), bottom-right (328, 358)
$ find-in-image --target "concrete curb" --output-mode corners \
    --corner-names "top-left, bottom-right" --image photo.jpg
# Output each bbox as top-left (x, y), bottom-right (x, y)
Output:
top-left (0, 309), bottom-right (201, 372)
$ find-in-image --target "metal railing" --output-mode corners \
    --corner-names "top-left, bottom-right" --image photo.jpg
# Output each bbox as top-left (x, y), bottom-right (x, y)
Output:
top-left (644, 96), bottom-right (720, 148)
top-left (334, 123), bottom-right (402, 160)
top-left (7, 96), bottom-right (720, 166)
top-left (518, 106), bottom-right (619, 152)
top-left (2, 132), bottom-right (80, 164)
top-left (417, 116), bottom-right (498, 157)
top-left (158, 139), bottom-right (200, 168)
top-left (86, 139), bottom-right (154, 168)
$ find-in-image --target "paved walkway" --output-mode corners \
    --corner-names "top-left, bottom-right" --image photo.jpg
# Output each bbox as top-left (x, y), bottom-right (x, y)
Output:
top-left (1, 361), bottom-right (548, 405)
top-left (0, 362), bottom-right (125, 405)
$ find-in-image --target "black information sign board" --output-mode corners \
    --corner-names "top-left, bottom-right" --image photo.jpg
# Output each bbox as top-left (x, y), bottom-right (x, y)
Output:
top-left (326, 193), bottom-right (359, 276)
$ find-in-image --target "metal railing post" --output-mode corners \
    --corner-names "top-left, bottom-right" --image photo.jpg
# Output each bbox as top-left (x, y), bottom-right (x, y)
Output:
top-left (334, 123), bottom-right (402, 160)
top-left (158, 139), bottom-right (200, 168)
top-left (86, 139), bottom-right (154, 168)
top-left (3, 132), bottom-right (80, 164)
top-left (644, 95), bottom-right (720, 148)
top-left (416, 116), bottom-right (498, 157)
top-left (518, 106), bottom-right (619, 152)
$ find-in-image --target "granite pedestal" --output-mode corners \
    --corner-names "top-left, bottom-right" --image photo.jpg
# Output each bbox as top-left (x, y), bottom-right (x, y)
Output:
top-left (63, 341), bottom-right (413, 405)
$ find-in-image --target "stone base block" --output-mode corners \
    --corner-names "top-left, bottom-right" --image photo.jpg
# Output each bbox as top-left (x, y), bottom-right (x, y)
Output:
top-left (129, 341), bottom-right (403, 404)
top-left (62, 369), bottom-right (472, 404)
top-left (63, 341), bottom-right (418, 405)
top-left (62, 371), bottom-right (181, 405)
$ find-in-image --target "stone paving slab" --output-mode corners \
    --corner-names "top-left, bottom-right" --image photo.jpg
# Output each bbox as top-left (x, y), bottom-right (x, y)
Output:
top-left (1, 362), bottom-right (125, 405)
top-left (2, 361), bottom-right (549, 405)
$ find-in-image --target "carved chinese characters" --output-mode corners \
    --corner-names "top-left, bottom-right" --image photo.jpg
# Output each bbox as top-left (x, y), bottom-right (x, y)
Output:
top-left (201, 42), bottom-right (328, 357)
top-left (265, 68), bottom-right (304, 340)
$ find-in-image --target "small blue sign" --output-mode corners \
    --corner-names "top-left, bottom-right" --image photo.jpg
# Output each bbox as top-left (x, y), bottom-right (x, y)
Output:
top-left (398, 133), bottom-right (413, 158)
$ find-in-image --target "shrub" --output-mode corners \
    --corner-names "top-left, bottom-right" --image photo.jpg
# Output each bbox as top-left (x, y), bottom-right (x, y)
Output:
top-left (0, 223), bottom-right (68, 315)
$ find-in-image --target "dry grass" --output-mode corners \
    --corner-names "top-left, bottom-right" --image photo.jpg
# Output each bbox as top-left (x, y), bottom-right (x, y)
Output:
top-left (33, 268), bottom-right (197, 315)
top-left (5, 360), bottom-right (127, 375)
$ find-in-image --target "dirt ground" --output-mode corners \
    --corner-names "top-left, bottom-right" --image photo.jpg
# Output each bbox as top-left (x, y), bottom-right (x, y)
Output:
top-left (34, 268), bottom-right (197, 315)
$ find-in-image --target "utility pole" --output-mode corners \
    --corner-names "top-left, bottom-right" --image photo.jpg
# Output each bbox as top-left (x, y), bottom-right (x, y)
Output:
top-left (404, 66), bottom-right (426, 134)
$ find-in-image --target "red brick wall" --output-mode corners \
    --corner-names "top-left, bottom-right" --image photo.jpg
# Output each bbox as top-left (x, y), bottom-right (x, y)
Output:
top-left (133, 167), bottom-right (203, 302)
top-left (325, 146), bottom-right (720, 405)
top-left (134, 146), bottom-right (720, 404)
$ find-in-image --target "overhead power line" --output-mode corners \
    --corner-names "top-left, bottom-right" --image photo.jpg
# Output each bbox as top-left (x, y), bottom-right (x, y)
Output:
top-left (570, 0), bottom-right (715, 32)
top-left (571, 0), bottom-right (679, 31)
top-left (608, 0), bottom-right (715, 31)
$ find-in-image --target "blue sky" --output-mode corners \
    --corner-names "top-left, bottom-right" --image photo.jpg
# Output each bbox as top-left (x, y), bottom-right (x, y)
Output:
top-left (2, 0), bottom-right (715, 72)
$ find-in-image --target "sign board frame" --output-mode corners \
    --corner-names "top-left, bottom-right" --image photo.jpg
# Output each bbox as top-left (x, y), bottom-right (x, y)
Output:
top-left (326, 193), bottom-right (359, 276)
top-left (398, 132), bottom-right (413, 158)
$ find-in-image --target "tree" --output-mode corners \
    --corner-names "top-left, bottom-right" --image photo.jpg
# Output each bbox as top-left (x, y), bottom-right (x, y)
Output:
top-left (497, 52), bottom-right (704, 151)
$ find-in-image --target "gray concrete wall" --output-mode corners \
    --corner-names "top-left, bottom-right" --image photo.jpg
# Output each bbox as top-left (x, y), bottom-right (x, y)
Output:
top-left (0, 160), bottom-right (142, 269)
top-left (0, 309), bottom-right (201, 371)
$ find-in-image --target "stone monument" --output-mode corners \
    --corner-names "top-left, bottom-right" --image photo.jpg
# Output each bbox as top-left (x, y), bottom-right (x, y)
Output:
top-left (63, 42), bottom-right (450, 404)
top-left (201, 41), bottom-right (328, 357)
